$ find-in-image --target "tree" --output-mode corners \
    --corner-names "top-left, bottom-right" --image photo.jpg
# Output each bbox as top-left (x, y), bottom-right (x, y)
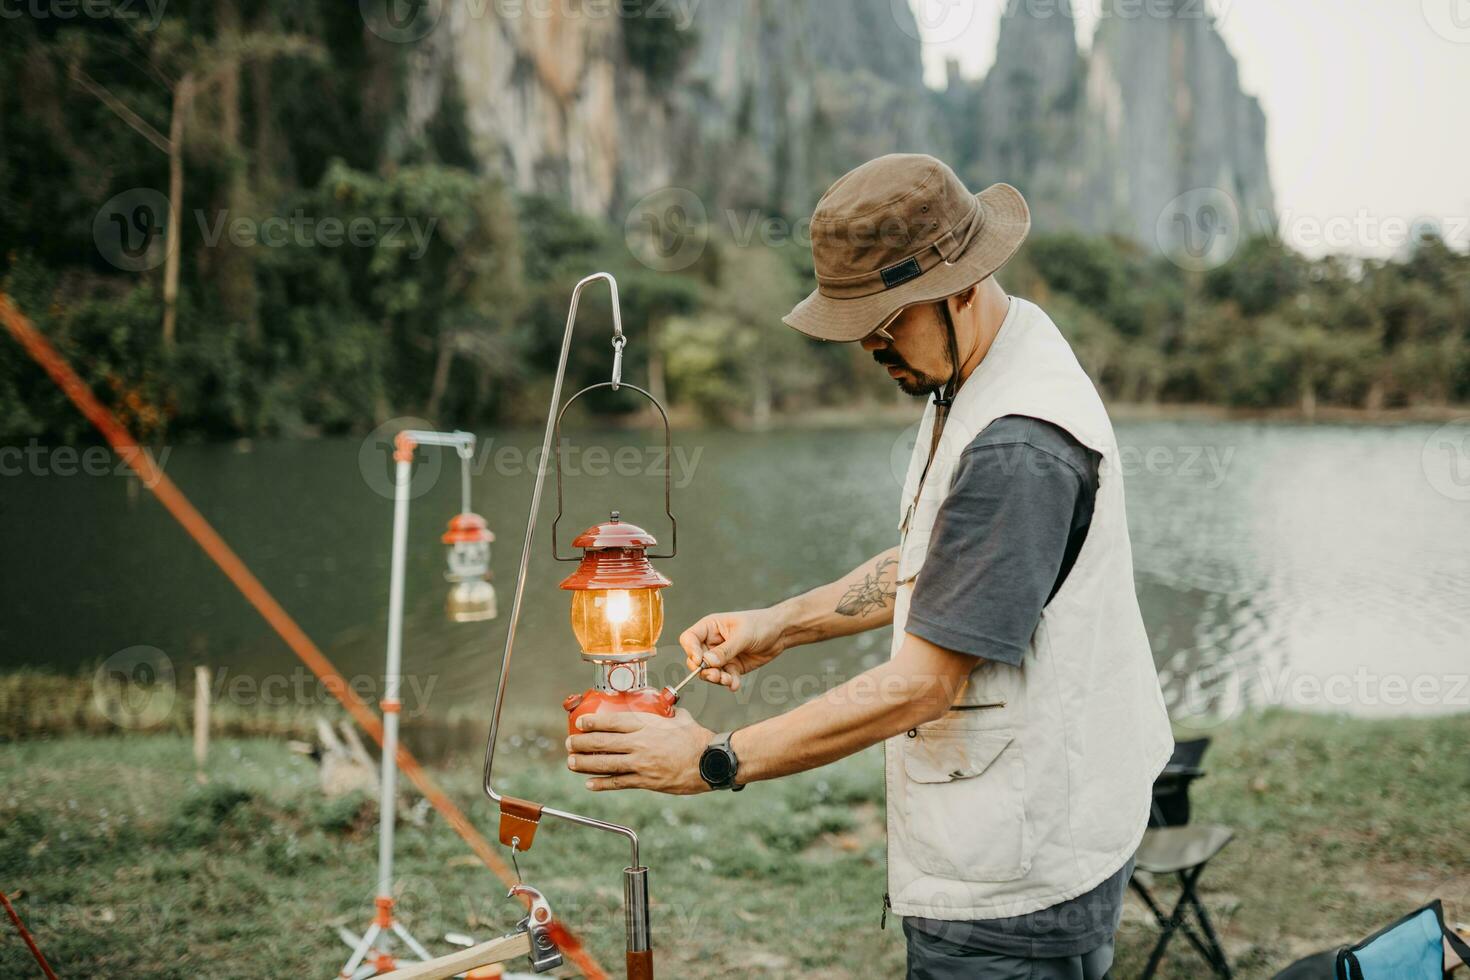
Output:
top-left (66, 14), bottom-right (319, 347)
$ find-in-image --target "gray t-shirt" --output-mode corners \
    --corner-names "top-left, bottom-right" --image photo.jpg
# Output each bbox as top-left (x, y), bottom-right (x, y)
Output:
top-left (905, 414), bottom-right (1127, 959)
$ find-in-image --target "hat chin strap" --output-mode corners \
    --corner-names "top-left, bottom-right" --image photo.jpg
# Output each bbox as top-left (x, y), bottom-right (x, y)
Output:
top-left (918, 300), bottom-right (963, 491)
top-left (934, 300), bottom-right (962, 409)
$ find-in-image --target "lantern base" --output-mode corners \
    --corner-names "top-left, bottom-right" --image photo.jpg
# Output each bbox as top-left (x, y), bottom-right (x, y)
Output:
top-left (563, 687), bottom-right (676, 735)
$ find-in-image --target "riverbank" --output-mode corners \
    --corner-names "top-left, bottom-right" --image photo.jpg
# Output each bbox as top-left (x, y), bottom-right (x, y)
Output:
top-left (0, 669), bottom-right (485, 761)
top-left (755, 400), bottom-right (1470, 430)
top-left (2, 710), bottom-right (1465, 978)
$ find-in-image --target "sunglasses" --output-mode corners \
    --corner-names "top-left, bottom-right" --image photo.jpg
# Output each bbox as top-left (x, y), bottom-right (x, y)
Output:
top-left (866, 311), bottom-right (902, 344)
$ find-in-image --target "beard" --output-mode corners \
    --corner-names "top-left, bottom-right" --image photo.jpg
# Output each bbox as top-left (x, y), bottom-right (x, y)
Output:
top-left (872, 349), bottom-right (945, 398)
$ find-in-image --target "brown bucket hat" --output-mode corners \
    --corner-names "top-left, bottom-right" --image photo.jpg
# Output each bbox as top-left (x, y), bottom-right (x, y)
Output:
top-left (783, 154), bottom-right (1031, 343)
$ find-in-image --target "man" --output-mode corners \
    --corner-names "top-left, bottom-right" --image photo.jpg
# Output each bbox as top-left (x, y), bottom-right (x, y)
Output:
top-left (566, 154), bottom-right (1173, 978)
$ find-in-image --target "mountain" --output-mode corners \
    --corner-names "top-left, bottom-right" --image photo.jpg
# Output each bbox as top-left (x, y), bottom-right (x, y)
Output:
top-left (403, 0), bottom-right (930, 221)
top-left (403, 0), bottom-right (1274, 249)
top-left (938, 0), bottom-right (1275, 251)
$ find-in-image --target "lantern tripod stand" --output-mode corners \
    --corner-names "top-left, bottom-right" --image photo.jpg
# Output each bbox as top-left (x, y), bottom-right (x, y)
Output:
top-left (480, 272), bottom-right (684, 980)
top-left (339, 429), bottom-right (497, 980)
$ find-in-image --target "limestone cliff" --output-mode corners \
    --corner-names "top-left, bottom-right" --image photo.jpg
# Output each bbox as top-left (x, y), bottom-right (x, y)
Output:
top-left (401, 0), bottom-right (1273, 250)
top-left (404, 0), bottom-right (931, 220)
top-left (941, 0), bottom-right (1275, 249)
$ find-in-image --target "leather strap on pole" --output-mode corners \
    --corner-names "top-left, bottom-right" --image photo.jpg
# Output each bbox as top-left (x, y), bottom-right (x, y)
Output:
top-left (498, 796), bottom-right (545, 851)
top-left (626, 949), bottom-right (654, 980)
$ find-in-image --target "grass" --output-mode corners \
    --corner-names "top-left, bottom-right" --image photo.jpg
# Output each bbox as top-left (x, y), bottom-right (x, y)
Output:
top-left (0, 668), bottom-right (489, 760)
top-left (1, 710), bottom-right (1467, 978)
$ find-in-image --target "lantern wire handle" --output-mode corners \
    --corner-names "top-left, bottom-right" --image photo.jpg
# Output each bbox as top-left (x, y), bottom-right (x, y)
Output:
top-left (480, 272), bottom-right (643, 870)
top-left (550, 381), bottom-right (676, 561)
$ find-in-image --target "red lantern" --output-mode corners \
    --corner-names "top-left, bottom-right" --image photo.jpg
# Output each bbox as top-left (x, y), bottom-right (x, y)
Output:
top-left (560, 512), bottom-right (676, 734)
top-left (442, 512), bottom-right (497, 623)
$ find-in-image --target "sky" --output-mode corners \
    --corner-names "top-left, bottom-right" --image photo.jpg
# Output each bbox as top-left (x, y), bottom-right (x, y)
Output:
top-left (911, 0), bottom-right (1470, 257)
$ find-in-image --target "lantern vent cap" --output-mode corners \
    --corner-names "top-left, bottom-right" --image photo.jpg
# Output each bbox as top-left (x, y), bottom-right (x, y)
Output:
top-left (569, 514), bottom-right (658, 551)
top-left (442, 512), bottom-right (495, 544)
top-left (560, 514), bottom-right (670, 591)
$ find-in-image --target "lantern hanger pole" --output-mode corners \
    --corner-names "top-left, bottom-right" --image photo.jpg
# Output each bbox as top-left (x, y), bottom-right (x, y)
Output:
top-left (395, 428), bottom-right (478, 518)
top-left (480, 271), bottom-right (642, 871)
top-left (342, 427), bottom-right (480, 979)
top-left (400, 429), bottom-right (476, 450)
top-left (459, 446), bottom-right (473, 516)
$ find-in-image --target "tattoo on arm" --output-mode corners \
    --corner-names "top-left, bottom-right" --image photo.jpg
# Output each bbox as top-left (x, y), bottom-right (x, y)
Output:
top-left (835, 557), bottom-right (898, 617)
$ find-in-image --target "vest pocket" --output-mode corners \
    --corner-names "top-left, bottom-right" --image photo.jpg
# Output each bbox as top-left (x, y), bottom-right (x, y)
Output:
top-left (900, 729), bottom-right (1031, 883)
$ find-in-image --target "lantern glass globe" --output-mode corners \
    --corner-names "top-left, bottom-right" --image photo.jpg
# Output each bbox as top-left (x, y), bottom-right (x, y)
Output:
top-left (446, 540), bottom-right (490, 579)
top-left (447, 579), bottom-right (497, 622)
top-left (570, 588), bottom-right (663, 655)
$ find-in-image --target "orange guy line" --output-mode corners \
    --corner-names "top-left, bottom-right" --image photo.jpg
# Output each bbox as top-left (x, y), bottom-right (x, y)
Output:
top-left (1, 891), bottom-right (60, 980)
top-left (0, 294), bottom-right (606, 980)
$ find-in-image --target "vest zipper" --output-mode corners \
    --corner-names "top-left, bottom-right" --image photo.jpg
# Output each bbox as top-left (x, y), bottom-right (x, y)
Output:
top-left (949, 700), bottom-right (1006, 711)
top-left (881, 891), bottom-right (892, 930)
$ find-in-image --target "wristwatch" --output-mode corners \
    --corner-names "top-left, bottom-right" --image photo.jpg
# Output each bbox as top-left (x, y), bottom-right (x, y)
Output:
top-left (698, 731), bottom-right (744, 791)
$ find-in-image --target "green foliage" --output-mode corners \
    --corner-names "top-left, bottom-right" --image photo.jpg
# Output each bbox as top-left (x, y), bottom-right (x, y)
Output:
top-left (1012, 232), bottom-right (1470, 412)
top-left (1, 5), bottom-right (1467, 444)
top-left (310, 792), bottom-right (372, 835)
top-left (662, 240), bottom-right (824, 424)
top-left (620, 0), bottom-right (697, 82)
top-left (1205, 236), bottom-right (1308, 316)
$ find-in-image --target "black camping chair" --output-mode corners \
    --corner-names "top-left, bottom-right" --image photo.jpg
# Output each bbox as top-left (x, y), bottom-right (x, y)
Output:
top-left (1130, 737), bottom-right (1236, 979)
top-left (1149, 737), bottom-right (1210, 828)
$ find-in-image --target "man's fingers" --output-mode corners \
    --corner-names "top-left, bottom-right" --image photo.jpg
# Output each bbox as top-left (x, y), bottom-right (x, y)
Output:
top-left (680, 618), bottom-right (732, 667)
top-left (678, 628), bottom-right (710, 664)
top-left (686, 640), bottom-right (729, 670)
top-left (586, 773), bottom-right (649, 792)
top-left (566, 732), bottom-right (631, 754)
top-left (700, 665), bottom-right (741, 691)
top-left (567, 753), bottom-right (638, 775)
top-left (575, 712), bottom-right (647, 733)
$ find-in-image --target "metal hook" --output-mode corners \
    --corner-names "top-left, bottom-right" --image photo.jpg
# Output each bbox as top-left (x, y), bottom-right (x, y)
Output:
top-left (611, 335), bottom-right (626, 390)
top-left (510, 836), bottom-right (523, 884)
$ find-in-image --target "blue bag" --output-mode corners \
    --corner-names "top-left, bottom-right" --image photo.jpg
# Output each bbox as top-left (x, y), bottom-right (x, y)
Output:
top-left (1337, 901), bottom-right (1470, 980)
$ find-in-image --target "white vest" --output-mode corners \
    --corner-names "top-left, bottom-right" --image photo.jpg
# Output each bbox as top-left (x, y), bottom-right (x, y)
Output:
top-left (886, 297), bottom-right (1173, 921)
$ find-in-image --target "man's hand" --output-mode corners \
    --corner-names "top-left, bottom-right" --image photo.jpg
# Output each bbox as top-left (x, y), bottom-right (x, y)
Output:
top-left (678, 609), bottom-right (787, 692)
top-left (566, 709), bottom-right (714, 795)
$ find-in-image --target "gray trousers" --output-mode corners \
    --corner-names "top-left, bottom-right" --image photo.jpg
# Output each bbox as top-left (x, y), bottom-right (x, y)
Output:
top-left (904, 920), bottom-right (1115, 980)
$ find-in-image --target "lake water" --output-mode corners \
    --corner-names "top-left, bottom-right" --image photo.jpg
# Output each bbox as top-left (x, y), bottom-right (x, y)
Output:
top-left (6, 419), bottom-right (1469, 738)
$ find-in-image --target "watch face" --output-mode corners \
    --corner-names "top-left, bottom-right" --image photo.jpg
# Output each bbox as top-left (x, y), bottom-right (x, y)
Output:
top-left (700, 748), bottom-right (734, 784)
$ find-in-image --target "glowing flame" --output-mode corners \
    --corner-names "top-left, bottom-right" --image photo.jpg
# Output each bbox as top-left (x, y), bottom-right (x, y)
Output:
top-left (604, 590), bottom-right (632, 625)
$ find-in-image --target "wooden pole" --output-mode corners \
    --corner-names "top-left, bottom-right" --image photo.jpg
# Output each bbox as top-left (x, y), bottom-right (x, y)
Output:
top-left (162, 72), bottom-right (194, 350)
top-left (193, 665), bottom-right (209, 782)
top-left (378, 931), bottom-right (530, 980)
